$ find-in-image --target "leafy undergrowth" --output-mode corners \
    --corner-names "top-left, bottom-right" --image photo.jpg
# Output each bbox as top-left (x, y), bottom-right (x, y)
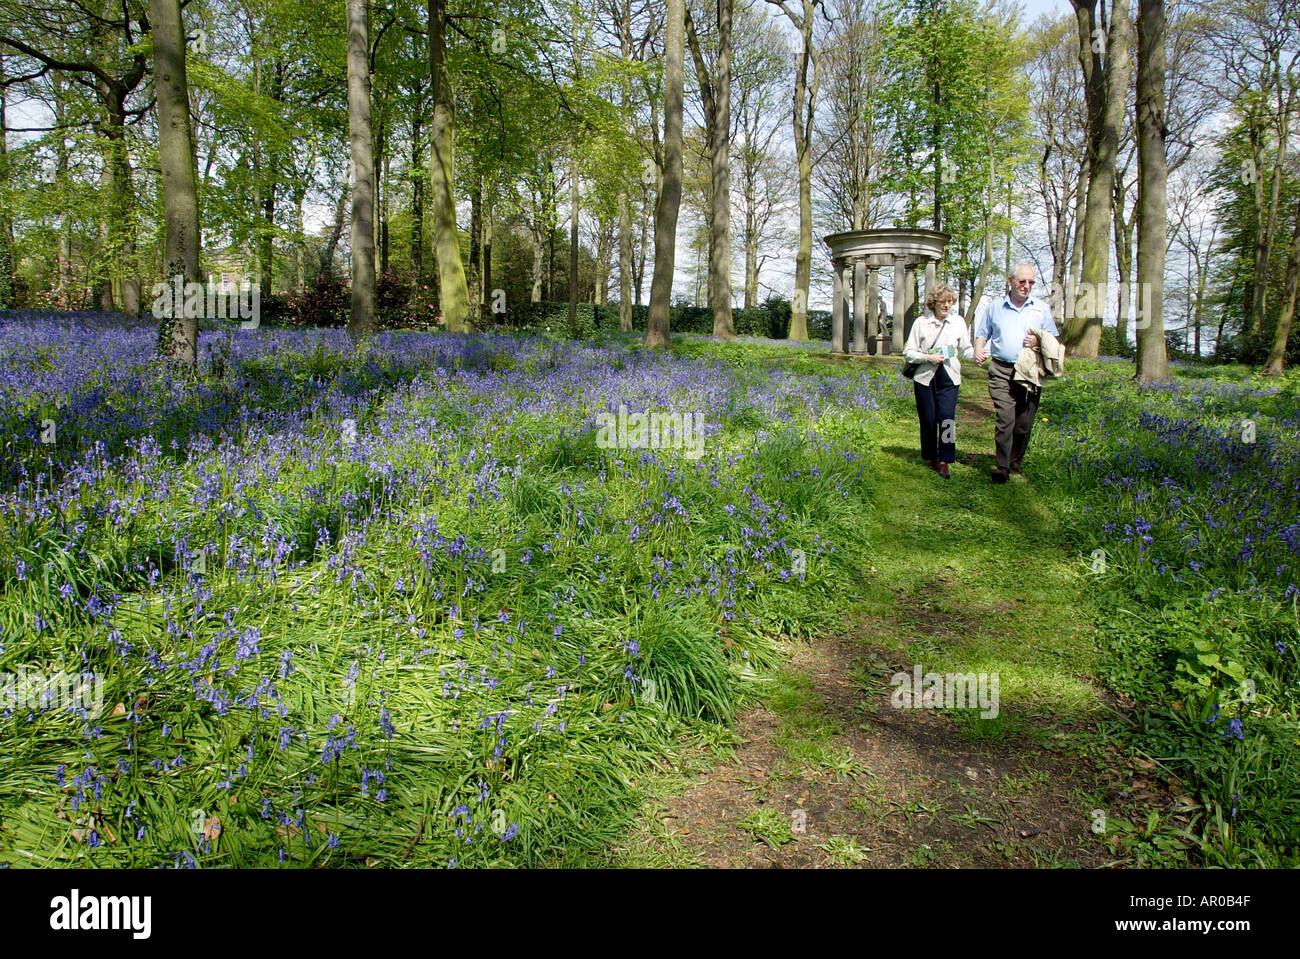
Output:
top-left (1033, 360), bottom-right (1300, 866)
top-left (0, 312), bottom-right (909, 867)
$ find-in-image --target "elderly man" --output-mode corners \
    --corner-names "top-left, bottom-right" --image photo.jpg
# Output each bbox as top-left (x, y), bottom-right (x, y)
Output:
top-left (973, 263), bottom-right (1058, 483)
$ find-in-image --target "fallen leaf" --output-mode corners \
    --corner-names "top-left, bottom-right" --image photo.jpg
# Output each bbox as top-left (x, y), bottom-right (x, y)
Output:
top-left (110, 703), bottom-right (126, 716)
top-left (202, 816), bottom-right (222, 845)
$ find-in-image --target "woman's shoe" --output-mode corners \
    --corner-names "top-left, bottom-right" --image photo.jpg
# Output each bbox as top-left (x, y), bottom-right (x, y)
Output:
top-left (929, 459), bottom-right (941, 472)
top-left (938, 462), bottom-right (950, 479)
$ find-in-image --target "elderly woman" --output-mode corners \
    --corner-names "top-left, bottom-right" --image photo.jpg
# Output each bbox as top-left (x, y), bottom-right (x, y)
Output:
top-left (903, 283), bottom-right (973, 479)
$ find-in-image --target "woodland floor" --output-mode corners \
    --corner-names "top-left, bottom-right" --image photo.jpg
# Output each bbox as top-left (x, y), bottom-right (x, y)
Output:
top-left (611, 362), bottom-right (1188, 869)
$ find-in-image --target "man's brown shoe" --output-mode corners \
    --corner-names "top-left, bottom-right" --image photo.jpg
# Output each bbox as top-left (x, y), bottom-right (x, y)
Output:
top-left (991, 467), bottom-right (1009, 484)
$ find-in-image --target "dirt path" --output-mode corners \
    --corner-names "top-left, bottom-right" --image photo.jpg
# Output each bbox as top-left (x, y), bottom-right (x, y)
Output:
top-left (615, 363), bottom-right (1174, 868)
top-left (628, 629), bottom-right (1115, 868)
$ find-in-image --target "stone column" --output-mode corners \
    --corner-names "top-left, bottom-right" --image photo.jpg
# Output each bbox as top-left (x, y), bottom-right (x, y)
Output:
top-left (925, 260), bottom-right (937, 301)
top-left (891, 255), bottom-right (906, 354)
top-left (903, 264), bottom-right (919, 345)
top-left (838, 258), bottom-right (853, 351)
top-left (852, 258), bottom-right (866, 353)
top-left (831, 257), bottom-right (846, 353)
top-left (867, 268), bottom-right (880, 355)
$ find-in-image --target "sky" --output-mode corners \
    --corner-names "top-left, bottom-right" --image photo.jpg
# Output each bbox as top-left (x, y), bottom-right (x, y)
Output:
top-left (1022, 0), bottom-right (1073, 22)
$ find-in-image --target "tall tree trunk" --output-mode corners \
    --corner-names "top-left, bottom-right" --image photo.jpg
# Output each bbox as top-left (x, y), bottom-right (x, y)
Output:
top-left (1066, 0), bottom-right (1131, 358)
top-left (1134, 0), bottom-right (1168, 383)
top-left (531, 221), bottom-right (544, 302)
top-left (744, 158), bottom-right (759, 309)
top-left (52, 73), bottom-right (73, 306)
top-left (783, 0), bottom-right (818, 341)
top-left (410, 111), bottom-right (424, 277)
top-left (618, 192), bottom-right (633, 329)
top-left (346, 0), bottom-right (377, 335)
top-left (324, 182), bottom-right (348, 273)
top-left (96, 162), bottom-right (115, 312)
top-left (1250, 90), bottom-right (1295, 338)
top-left (568, 4), bottom-right (582, 330)
top-left (1264, 200), bottom-right (1300, 375)
top-left (710, 0), bottom-right (733, 337)
top-left (295, 188), bottom-right (306, 291)
top-left (470, 174), bottom-right (482, 320)
top-left (0, 52), bottom-right (13, 310)
top-left (1113, 177), bottom-right (1134, 352)
top-left (101, 97), bottom-right (140, 315)
top-left (686, 1), bottom-right (734, 338)
top-left (646, 0), bottom-right (684, 348)
top-left (260, 59), bottom-right (284, 293)
top-left (152, 0), bottom-right (201, 366)
top-left (1069, 151), bottom-right (1088, 289)
top-left (635, 188), bottom-right (649, 304)
top-left (568, 150), bottom-right (580, 333)
top-left (971, 149), bottom-right (997, 316)
top-left (483, 195), bottom-right (493, 316)
top-left (428, 0), bottom-right (470, 331)
top-left (1193, 249), bottom-right (1205, 358)
top-left (617, 0), bottom-right (634, 330)
top-left (932, 59), bottom-right (942, 232)
top-left (374, 99), bottom-right (385, 280)
top-left (378, 108), bottom-right (390, 277)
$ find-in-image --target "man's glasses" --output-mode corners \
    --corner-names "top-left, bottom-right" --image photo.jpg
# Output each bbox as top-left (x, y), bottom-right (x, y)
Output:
top-left (1014, 279), bottom-right (1035, 287)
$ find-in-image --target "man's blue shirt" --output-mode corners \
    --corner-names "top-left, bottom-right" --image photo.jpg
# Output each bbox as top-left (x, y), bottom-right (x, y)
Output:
top-left (973, 292), bottom-right (1059, 363)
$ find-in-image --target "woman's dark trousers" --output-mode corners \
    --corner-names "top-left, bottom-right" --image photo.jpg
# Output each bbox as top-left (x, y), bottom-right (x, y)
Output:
top-left (914, 364), bottom-right (958, 464)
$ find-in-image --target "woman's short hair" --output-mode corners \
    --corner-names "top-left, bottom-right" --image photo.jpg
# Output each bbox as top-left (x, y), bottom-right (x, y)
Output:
top-left (925, 283), bottom-right (956, 313)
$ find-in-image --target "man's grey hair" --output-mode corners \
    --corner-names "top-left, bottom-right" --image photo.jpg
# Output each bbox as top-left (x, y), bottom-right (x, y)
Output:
top-left (1006, 262), bottom-right (1037, 287)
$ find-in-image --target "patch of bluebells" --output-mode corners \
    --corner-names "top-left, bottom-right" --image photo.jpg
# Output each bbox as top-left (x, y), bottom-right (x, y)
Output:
top-left (1, 313), bottom-right (898, 863)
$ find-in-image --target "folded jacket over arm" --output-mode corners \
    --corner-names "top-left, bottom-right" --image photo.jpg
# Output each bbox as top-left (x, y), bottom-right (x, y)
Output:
top-left (1012, 327), bottom-right (1065, 391)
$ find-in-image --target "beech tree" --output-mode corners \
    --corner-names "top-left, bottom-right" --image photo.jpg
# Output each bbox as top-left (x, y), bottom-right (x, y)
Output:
top-left (1134, 0), bottom-right (1168, 382)
top-left (685, 0), bottom-right (734, 337)
top-left (151, 0), bottom-right (201, 365)
top-left (765, 0), bottom-right (821, 341)
top-left (346, 0), bottom-right (377, 334)
top-left (646, 0), bottom-right (684, 348)
top-left (1064, 0), bottom-right (1132, 359)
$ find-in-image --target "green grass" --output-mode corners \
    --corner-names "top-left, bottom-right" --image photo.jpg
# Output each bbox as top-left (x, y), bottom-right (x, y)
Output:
top-left (736, 807), bottom-right (797, 848)
top-left (817, 834), bottom-right (870, 865)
